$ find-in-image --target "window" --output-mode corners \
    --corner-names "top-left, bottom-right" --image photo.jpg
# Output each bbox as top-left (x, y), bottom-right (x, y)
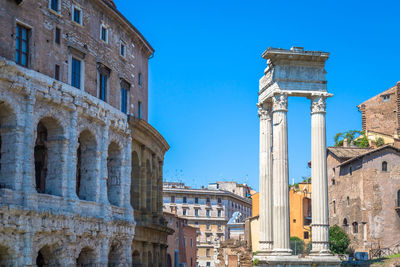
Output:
top-left (50, 0), bottom-right (60, 12)
top-left (171, 196), bottom-right (175, 203)
top-left (206, 249), bottom-right (210, 257)
top-left (183, 209), bottom-right (187, 216)
top-left (332, 179), bottom-right (335, 185)
top-left (333, 200), bottom-right (336, 214)
top-left (218, 224), bottom-right (222, 230)
top-left (55, 27), bottom-right (61, 44)
top-left (183, 196), bottom-right (187, 203)
top-left (194, 222), bottom-right (198, 226)
top-left (218, 210), bottom-right (221, 217)
top-left (138, 72), bottom-right (143, 87)
top-left (352, 222), bottom-right (358, 234)
top-left (304, 231), bottom-right (309, 239)
top-left (347, 196), bottom-right (350, 206)
top-left (343, 218), bottom-right (348, 226)
top-left (206, 197), bottom-right (210, 204)
top-left (218, 198), bottom-right (222, 204)
top-left (293, 219), bottom-right (296, 223)
top-left (15, 24), bottom-right (29, 67)
top-left (98, 64), bottom-right (110, 101)
top-left (120, 80), bottom-right (130, 114)
top-left (194, 209), bottom-right (199, 217)
top-left (54, 64), bottom-right (60, 81)
top-left (206, 209), bottom-right (210, 217)
top-left (382, 161), bottom-right (388, 172)
top-left (71, 58), bottom-right (81, 89)
top-left (100, 25), bottom-right (108, 43)
top-left (195, 197), bottom-right (199, 204)
top-left (206, 262), bottom-right (210, 266)
top-left (382, 94), bottom-right (391, 102)
top-left (72, 5), bottom-right (82, 25)
top-left (349, 166), bottom-right (353, 176)
top-left (397, 189), bottom-right (400, 207)
top-left (137, 101), bottom-right (142, 119)
top-left (120, 42), bottom-right (126, 57)
top-left (206, 223), bottom-right (210, 230)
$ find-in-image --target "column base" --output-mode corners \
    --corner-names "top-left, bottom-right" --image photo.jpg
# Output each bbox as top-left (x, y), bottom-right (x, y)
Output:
top-left (253, 254), bottom-right (341, 267)
top-left (271, 248), bottom-right (292, 256)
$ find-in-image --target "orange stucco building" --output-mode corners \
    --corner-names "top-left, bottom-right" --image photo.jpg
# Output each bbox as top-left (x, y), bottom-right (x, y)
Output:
top-left (289, 183), bottom-right (312, 243)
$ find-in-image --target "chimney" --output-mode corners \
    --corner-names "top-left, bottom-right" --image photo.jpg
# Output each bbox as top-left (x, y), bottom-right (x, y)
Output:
top-left (343, 138), bottom-right (348, 147)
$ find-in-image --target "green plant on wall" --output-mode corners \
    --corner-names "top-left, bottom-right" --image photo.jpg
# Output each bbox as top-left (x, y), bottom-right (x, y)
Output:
top-left (334, 130), bottom-right (369, 148)
top-left (329, 225), bottom-right (350, 254)
top-left (376, 137), bottom-right (385, 147)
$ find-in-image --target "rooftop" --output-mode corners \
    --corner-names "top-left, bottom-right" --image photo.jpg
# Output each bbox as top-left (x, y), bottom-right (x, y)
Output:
top-left (328, 146), bottom-right (372, 160)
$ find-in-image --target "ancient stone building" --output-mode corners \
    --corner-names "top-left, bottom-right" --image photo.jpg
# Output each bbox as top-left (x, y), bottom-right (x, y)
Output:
top-left (358, 82), bottom-right (400, 147)
top-left (327, 145), bottom-right (400, 253)
top-left (0, 0), bottom-right (170, 265)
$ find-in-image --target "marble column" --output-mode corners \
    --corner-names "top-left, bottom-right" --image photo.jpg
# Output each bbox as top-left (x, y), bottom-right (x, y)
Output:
top-left (272, 93), bottom-right (291, 255)
top-left (310, 95), bottom-right (331, 255)
top-left (258, 102), bottom-right (273, 253)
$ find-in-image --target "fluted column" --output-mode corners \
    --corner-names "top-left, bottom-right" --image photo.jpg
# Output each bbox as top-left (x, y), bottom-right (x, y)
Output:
top-left (272, 93), bottom-right (291, 255)
top-left (310, 95), bottom-right (331, 255)
top-left (258, 102), bottom-right (273, 253)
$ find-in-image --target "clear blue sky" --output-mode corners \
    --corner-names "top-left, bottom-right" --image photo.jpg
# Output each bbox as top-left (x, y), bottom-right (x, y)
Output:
top-left (115, 0), bottom-right (400, 191)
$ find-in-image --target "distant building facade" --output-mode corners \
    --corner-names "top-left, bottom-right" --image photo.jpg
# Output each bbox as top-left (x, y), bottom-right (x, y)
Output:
top-left (289, 182), bottom-right (312, 243)
top-left (0, 0), bottom-right (170, 265)
top-left (163, 182), bottom-right (252, 267)
top-left (164, 212), bottom-right (197, 267)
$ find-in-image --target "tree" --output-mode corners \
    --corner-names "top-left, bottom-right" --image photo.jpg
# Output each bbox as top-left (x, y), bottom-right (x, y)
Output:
top-left (290, 236), bottom-right (305, 255)
top-left (329, 225), bottom-right (350, 254)
top-left (334, 130), bottom-right (369, 148)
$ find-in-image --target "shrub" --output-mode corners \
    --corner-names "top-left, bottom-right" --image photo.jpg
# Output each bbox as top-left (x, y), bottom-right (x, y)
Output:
top-left (290, 236), bottom-right (305, 255)
top-left (329, 225), bottom-right (350, 254)
top-left (376, 137), bottom-right (385, 147)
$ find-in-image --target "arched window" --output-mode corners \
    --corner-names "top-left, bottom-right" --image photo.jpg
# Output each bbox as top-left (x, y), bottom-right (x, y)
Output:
top-left (76, 247), bottom-right (96, 266)
top-left (107, 142), bottom-right (122, 206)
top-left (382, 161), bottom-right (388, 172)
top-left (130, 151), bottom-right (140, 209)
top-left (76, 130), bottom-right (98, 201)
top-left (36, 245), bottom-right (60, 267)
top-left (132, 250), bottom-right (141, 267)
top-left (343, 218), bottom-right (348, 226)
top-left (34, 118), bottom-right (64, 196)
top-left (347, 196), bottom-right (350, 206)
top-left (0, 102), bottom-right (17, 190)
top-left (352, 222), bottom-right (358, 234)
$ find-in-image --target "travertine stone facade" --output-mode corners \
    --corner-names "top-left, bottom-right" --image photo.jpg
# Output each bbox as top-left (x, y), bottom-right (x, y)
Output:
top-left (327, 146), bottom-right (400, 253)
top-left (0, 0), bottom-right (171, 266)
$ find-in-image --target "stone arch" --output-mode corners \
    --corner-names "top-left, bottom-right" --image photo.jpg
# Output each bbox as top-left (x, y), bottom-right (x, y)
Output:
top-left (107, 141), bottom-right (123, 206)
top-left (146, 159), bottom-right (152, 212)
top-left (147, 251), bottom-right (153, 266)
top-left (132, 250), bottom-right (141, 267)
top-left (36, 244), bottom-right (61, 267)
top-left (0, 244), bottom-right (14, 266)
top-left (34, 117), bottom-right (65, 196)
top-left (0, 101), bottom-right (18, 190)
top-left (167, 253), bottom-right (172, 267)
top-left (76, 247), bottom-right (97, 266)
top-left (108, 240), bottom-right (124, 267)
top-left (131, 151), bottom-right (140, 210)
top-left (76, 130), bottom-right (98, 201)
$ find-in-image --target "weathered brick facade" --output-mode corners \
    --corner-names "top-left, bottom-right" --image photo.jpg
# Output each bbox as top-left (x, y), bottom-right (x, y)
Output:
top-left (327, 146), bottom-right (400, 253)
top-left (0, 0), bottom-right (170, 266)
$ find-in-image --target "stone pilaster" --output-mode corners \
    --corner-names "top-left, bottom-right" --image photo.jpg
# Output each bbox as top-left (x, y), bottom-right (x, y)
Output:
top-left (310, 95), bottom-right (331, 255)
top-left (100, 120), bottom-right (110, 206)
top-left (271, 93), bottom-right (291, 255)
top-left (67, 109), bottom-right (79, 200)
top-left (258, 102), bottom-right (273, 253)
top-left (124, 136), bottom-right (134, 221)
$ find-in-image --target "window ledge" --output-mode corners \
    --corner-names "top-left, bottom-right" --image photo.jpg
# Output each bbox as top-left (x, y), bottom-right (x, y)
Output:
top-left (48, 8), bottom-right (62, 17)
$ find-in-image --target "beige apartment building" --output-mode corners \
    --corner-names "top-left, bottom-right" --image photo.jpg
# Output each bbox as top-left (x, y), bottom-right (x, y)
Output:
top-left (163, 182), bottom-right (252, 267)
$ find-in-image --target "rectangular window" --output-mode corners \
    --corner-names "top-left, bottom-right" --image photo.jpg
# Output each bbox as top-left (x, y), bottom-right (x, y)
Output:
top-left (15, 24), bottom-right (29, 67)
top-left (73, 6), bottom-right (82, 25)
top-left (218, 224), bottom-right (222, 230)
top-left (206, 210), bottom-right (210, 217)
top-left (55, 64), bottom-right (60, 81)
top-left (218, 210), bottom-right (221, 217)
top-left (183, 209), bottom-right (186, 216)
top-left (138, 72), bottom-right (143, 87)
top-left (171, 196), bottom-right (175, 203)
top-left (50, 0), bottom-right (59, 12)
top-left (183, 196), bottom-right (187, 203)
top-left (71, 58), bottom-right (81, 89)
top-left (206, 262), bottom-right (210, 266)
top-left (206, 250), bottom-right (210, 257)
top-left (99, 74), bottom-right (107, 101)
top-left (55, 27), bottom-right (61, 44)
top-left (138, 101), bottom-right (142, 119)
top-left (333, 200), bottom-right (336, 214)
top-left (120, 80), bottom-right (130, 114)
top-left (120, 42), bottom-right (126, 57)
top-left (304, 231), bottom-right (309, 239)
top-left (194, 209), bottom-right (199, 217)
top-left (100, 25), bottom-right (108, 42)
top-left (195, 197), bottom-right (199, 204)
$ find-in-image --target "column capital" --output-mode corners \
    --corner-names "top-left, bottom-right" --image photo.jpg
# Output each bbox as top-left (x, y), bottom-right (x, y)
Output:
top-left (257, 103), bottom-right (272, 120)
top-left (272, 93), bottom-right (288, 112)
top-left (310, 95), bottom-right (326, 114)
